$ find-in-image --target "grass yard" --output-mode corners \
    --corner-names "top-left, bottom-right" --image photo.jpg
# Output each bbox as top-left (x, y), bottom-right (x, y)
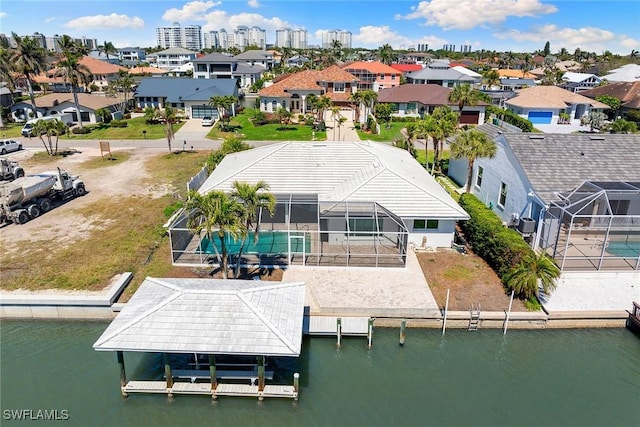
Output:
top-left (206, 109), bottom-right (327, 141)
top-left (0, 123), bottom-right (24, 138)
top-left (67, 117), bottom-right (185, 140)
top-left (357, 121), bottom-right (406, 142)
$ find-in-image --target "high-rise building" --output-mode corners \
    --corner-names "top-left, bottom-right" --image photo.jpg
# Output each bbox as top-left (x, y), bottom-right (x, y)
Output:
top-left (207, 26), bottom-right (267, 51)
top-left (416, 44), bottom-right (429, 52)
top-left (275, 28), bottom-right (307, 49)
top-left (322, 30), bottom-right (352, 49)
top-left (442, 44), bottom-right (456, 52)
top-left (203, 31), bottom-right (219, 50)
top-left (459, 44), bottom-right (472, 53)
top-left (156, 22), bottom-right (202, 51)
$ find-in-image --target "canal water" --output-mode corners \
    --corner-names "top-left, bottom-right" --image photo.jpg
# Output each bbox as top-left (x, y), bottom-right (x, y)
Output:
top-left (1, 320), bottom-right (639, 427)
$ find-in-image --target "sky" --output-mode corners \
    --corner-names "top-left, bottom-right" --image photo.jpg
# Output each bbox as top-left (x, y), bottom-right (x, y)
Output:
top-left (0, 0), bottom-right (638, 55)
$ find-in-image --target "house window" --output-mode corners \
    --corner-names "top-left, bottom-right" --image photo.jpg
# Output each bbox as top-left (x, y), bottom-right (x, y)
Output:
top-left (476, 166), bottom-right (483, 188)
top-left (413, 219), bottom-right (439, 230)
top-left (334, 83), bottom-right (345, 93)
top-left (391, 75), bottom-right (396, 80)
top-left (379, 74), bottom-right (385, 79)
top-left (348, 218), bottom-right (379, 236)
top-left (610, 199), bottom-right (629, 215)
top-left (271, 100), bottom-right (277, 110)
top-left (498, 182), bottom-right (508, 208)
top-left (407, 103), bottom-right (417, 114)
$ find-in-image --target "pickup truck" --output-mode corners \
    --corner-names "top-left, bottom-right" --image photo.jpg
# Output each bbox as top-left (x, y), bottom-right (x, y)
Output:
top-left (0, 139), bottom-right (22, 155)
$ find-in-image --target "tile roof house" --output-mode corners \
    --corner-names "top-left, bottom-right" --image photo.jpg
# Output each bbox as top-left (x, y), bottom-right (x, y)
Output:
top-left (377, 84), bottom-right (488, 125)
top-left (448, 128), bottom-right (640, 273)
top-left (341, 61), bottom-right (403, 91)
top-left (34, 56), bottom-right (128, 91)
top-left (257, 65), bottom-right (359, 119)
top-left (496, 69), bottom-right (538, 80)
top-left (133, 77), bottom-right (238, 119)
top-left (580, 81), bottom-right (640, 115)
top-left (128, 66), bottom-right (169, 76)
top-left (505, 86), bottom-right (609, 125)
top-left (390, 64), bottom-right (423, 73)
top-left (10, 92), bottom-right (125, 124)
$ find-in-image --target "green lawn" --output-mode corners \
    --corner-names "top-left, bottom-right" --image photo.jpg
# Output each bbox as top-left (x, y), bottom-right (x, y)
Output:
top-left (357, 122), bottom-right (406, 142)
top-left (206, 109), bottom-right (327, 141)
top-left (67, 117), bottom-right (185, 140)
top-left (0, 123), bottom-right (26, 138)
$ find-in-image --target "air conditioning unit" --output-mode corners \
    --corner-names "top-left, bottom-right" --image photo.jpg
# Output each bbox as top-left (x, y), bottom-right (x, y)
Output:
top-left (517, 217), bottom-right (536, 234)
top-left (510, 212), bottom-right (519, 225)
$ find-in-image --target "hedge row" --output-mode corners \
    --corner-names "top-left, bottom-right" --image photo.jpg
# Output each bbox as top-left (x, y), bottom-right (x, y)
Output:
top-left (458, 193), bottom-right (534, 278)
top-left (486, 105), bottom-right (534, 132)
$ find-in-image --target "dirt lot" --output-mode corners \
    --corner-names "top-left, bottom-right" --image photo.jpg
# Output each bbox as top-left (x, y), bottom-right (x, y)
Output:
top-left (1, 145), bottom-right (523, 311)
top-left (416, 249), bottom-right (527, 312)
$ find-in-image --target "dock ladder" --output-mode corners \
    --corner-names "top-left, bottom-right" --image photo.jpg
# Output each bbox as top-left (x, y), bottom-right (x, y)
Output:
top-left (468, 305), bottom-right (481, 331)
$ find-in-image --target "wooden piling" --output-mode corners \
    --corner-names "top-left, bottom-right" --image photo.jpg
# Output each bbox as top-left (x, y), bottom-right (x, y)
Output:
top-left (164, 353), bottom-right (173, 390)
top-left (399, 320), bottom-right (406, 346)
top-left (208, 354), bottom-right (217, 393)
top-left (117, 351), bottom-right (128, 397)
top-left (367, 318), bottom-right (374, 348)
top-left (258, 356), bottom-right (265, 392)
top-left (336, 318), bottom-right (342, 347)
top-left (293, 373), bottom-right (300, 401)
top-left (442, 289), bottom-right (450, 336)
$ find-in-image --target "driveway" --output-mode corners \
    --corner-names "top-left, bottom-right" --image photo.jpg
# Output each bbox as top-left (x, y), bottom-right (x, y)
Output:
top-left (174, 118), bottom-right (216, 145)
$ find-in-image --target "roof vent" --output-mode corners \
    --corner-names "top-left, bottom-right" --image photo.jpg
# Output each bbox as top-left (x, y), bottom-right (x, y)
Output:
top-left (589, 136), bottom-right (605, 140)
top-left (529, 135), bottom-right (544, 139)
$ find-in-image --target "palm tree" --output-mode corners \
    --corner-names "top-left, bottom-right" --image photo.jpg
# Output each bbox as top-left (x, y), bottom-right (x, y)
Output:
top-left (608, 119), bottom-right (637, 134)
top-left (503, 251), bottom-right (560, 300)
top-left (56, 46), bottom-right (91, 129)
top-left (581, 110), bottom-right (607, 132)
top-left (155, 106), bottom-right (179, 153)
top-left (378, 44), bottom-right (396, 65)
top-left (99, 41), bottom-right (117, 63)
top-left (32, 118), bottom-right (67, 156)
top-left (230, 181), bottom-right (276, 278)
top-left (10, 32), bottom-right (47, 116)
top-left (185, 190), bottom-right (246, 279)
top-left (420, 106), bottom-right (458, 175)
top-left (107, 70), bottom-right (135, 113)
top-left (0, 35), bottom-right (15, 128)
top-left (450, 129), bottom-right (498, 193)
top-left (482, 69), bottom-right (501, 89)
top-left (359, 89), bottom-right (378, 131)
top-left (209, 95), bottom-right (237, 131)
top-left (348, 90), bottom-right (365, 125)
top-left (307, 94), bottom-right (333, 128)
top-left (448, 83), bottom-right (479, 125)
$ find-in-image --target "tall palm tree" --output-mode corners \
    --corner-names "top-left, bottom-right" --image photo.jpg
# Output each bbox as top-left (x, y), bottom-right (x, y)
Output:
top-left (448, 83), bottom-right (479, 125)
top-left (450, 129), bottom-right (497, 193)
top-left (32, 118), bottom-right (67, 156)
top-left (359, 89), bottom-right (378, 130)
top-left (209, 95), bottom-right (237, 131)
top-left (10, 32), bottom-right (48, 116)
top-left (185, 190), bottom-right (246, 279)
top-left (482, 69), bottom-right (501, 89)
top-left (503, 251), bottom-right (560, 300)
top-left (378, 43), bottom-right (395, 65)
top-left (0, 35), bottom-right (16, 128)
top-left (56, 43), bottom-right (91, 129)
top-left (348, 90), bottom-right (365, 125)
top-left (419, 106), bottom-right (458, 175)
top-left (99, 41), bottom-right (117, 63)
top-left (155, 106), bottom-right (178, 153)
top-left (230, 181), bottom-right (276, 278)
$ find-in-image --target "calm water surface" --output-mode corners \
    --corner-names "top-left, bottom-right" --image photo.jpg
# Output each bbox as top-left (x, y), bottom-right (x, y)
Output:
top-left (1, 320), bottom-right (639, 427)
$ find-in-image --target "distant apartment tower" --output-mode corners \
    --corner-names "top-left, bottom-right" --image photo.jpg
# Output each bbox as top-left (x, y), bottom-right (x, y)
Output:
top-left (235, 26), bottom-right (267, 50)
top-left (275, 28), bottom-right (308, 49)
top-left (322, 30), bottom-right (352, 49)
top-left (156, 22), bottom-right (202, 51)
top-left (203, 31), bottom-right (219, 49)
top-left (416, 43), bottom-right (429, 52)
top-left (459, 45), bottom-right (472, 53)
top-left (442, 44), bottom-right (456, 52)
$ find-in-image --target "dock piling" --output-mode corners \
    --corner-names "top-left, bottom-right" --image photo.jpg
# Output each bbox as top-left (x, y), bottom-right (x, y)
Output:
top-left (336, 318), bottom-right (342, 347)
top-left (208, 355), bottom-right (217, 394)
top-left (293, 373), bottom-right (300, 401)
top-left (399, 320), bottom-right (406, 346)
top-left (117, 351), bottom-right (128, 397)
top-left (503, 291), bottom-right (515, 335)
top-left (442, 289), bottom-right (450, 336)
top-left (367, 318), bottom-right (374, 348)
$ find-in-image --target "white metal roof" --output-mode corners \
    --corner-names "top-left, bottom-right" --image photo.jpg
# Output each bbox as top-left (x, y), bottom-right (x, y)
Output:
top-left (199, 141), bottom-right (468, 219)
top-left (93, 278), bottom-right (306, 357)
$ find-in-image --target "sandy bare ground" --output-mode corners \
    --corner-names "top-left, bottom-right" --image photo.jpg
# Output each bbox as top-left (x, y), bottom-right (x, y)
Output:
top-left (0, 147), bottom-right (165, 256)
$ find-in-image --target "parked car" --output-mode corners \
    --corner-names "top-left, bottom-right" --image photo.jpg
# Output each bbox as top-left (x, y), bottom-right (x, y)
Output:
top-left (0, 139), bottom-right (22, 155)
top-left (201, 116), bottom-right (214, 127)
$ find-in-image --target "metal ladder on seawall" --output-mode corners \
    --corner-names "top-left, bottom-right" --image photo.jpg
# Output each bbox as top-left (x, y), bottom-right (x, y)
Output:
top-left (468, 305), bottom-right (481, 331)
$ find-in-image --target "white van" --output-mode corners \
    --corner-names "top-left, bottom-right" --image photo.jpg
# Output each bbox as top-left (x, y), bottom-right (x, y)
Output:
top-left (21, 113), bottom-right (73, 137)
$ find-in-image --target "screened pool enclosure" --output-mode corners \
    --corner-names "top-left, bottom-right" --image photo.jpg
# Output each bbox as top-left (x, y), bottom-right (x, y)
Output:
top-left (168, 194), bottom-right (409, 268)
top-left (539, 181), bottom-right (640, 271)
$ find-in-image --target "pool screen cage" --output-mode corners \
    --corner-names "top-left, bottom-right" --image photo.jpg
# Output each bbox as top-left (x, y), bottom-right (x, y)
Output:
top-left (539, 181), bottom-right (640, 271)
top-left (168, 193), bottom-right (409, 268)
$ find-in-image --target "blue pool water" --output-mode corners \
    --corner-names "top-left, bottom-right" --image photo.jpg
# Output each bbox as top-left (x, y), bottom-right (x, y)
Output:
top-left (606, 240), bottom-right (640, 257)
top-left (200, 231), bottom-right (311, 255)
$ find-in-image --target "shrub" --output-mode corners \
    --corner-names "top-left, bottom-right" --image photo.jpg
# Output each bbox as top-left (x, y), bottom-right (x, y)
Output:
top-left (486, 105), bottom-right (533, 132)
top-left (123, 113), bottom-right (131, 120)
top-left (110, 119), bottom-right (128, 128)
top-left (72, 127), bottom-right (91, 134)
top-left (458, 192), bottom-right (534, 277)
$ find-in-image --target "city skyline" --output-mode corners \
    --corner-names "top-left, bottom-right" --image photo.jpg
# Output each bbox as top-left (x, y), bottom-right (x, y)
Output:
top-left (1, 0), bottom-right (638, 54)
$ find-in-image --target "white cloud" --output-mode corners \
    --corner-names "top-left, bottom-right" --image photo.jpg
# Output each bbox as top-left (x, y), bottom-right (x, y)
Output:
top-left (202, 12), bottom-right (291, 33)
top-left (64, 13), bottom-right (145, 29)
top-left (0, 12), bottom-right (7, 18)
top-left (247, 0), bottom-right (261, 8)
top-left (45, 17), bottom-right (56, 23)
top-left (494, 24), bottom-right (635, 54)
top-left (396, 0), bottom-right (557, 30)
top-left (352, 25), bottom-right (447, 50)
top-left (162, 1), bottom-right (221, 22)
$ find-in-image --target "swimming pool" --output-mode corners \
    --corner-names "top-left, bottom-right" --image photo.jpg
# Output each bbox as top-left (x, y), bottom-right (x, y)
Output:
top-left (606, 240), bottom-right (640, 257)
top-left (199, 231), bottom-right (311, 255)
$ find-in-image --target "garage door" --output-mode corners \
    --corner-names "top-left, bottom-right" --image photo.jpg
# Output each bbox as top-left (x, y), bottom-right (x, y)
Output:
top-left (460, 111), bottom-right (480, 125)
top-left (527, 111), bottom-right (553, 124)
top-left (191, 105), bottom-right (219, 119)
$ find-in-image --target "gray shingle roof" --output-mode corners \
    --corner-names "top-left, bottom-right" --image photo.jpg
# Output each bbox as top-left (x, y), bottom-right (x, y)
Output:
top-left (134, 78), bottom-right (238, 103)
top-left (501, 133), bottom-right (640, 202)
top-left (93, 278), bottom-right (306, 356)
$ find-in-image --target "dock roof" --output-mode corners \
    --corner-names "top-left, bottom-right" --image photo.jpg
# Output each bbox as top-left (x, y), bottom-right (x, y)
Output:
top-left (93, 278), bottom-right (306, 357)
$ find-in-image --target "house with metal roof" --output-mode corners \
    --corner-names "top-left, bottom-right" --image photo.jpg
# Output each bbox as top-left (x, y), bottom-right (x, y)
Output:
top-left (168, 141), bottom-right (469, 269)
top-left (10, 92), bottom-right (125, 124)
top-left (505, 86), bottom-right (609, 125)
top-left (448, 128), bottom-right (640, 272)
top-left (151, 47), bottom-right (197, 70)
top-left (192, 52), bottom-right (267, 89)
top-left (405, 62), bottom-right (480, 87)
top-left (133, 77), bottom-right (238, 119)
top-left (377, 84), bottom-right (487, 125)
top-left (233, 50), bottom-right (275, 69)
top-left (560, 72), bottom-right (603, 93)
top-left (601, 64), bottom-right (640, 83)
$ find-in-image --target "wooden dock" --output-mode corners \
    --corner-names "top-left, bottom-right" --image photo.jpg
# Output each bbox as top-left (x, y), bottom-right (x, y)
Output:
top-left (123, 380), bottom-right (298, 400)
top-left (627, 301), bottom-right (640, 330)
top-left (306, 316), bottom-right (370, 335)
